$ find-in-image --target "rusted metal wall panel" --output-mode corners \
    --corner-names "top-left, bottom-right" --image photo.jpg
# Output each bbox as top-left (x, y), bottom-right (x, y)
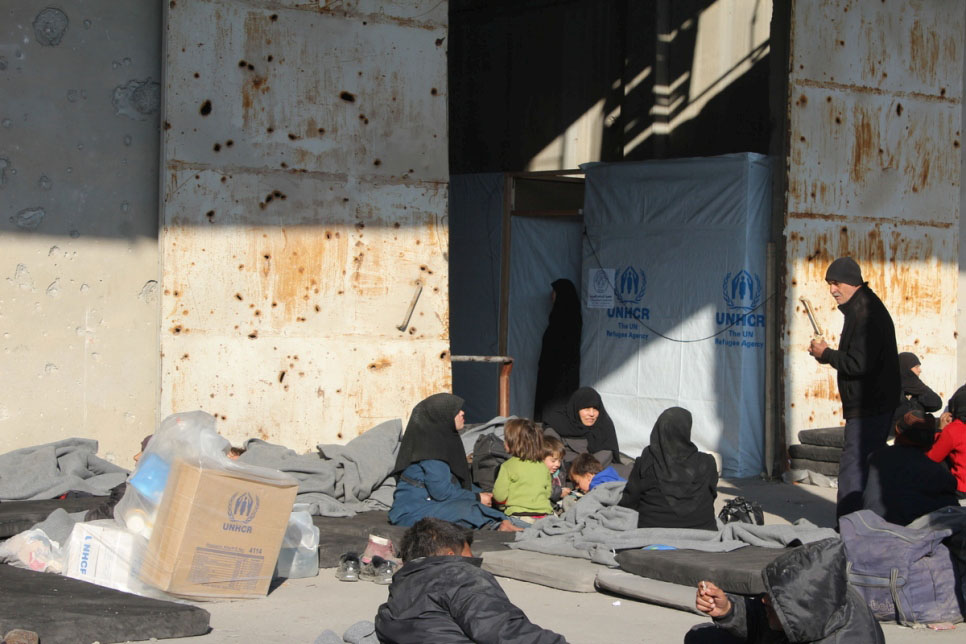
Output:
top-left (0, 2), bottom-right (161, 461)
top-left (785, 0), bottom-right (963, 440)
top-left (160, 1), bottom-right (449, 449)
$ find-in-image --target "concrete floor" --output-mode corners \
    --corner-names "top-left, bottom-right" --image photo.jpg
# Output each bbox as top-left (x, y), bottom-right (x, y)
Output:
top-left (155, 479), bottom-right (962, 644)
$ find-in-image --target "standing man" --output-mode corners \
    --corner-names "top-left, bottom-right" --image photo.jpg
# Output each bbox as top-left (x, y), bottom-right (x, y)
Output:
top-left (807, 257), bottom-right (899, 520)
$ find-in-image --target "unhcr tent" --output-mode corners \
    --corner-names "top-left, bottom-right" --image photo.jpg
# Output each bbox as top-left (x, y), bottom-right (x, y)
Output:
top-left (581, 153), bottom-right (771, 477)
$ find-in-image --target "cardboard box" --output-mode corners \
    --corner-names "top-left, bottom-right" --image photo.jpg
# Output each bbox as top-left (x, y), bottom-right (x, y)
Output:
top-left (138, 460), bottom-right (298, 599)
top-left (66, 521), bottom-right (145, 594)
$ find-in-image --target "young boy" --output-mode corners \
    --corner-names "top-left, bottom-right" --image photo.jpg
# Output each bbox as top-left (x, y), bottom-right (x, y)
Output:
top-left (542, 436), bottom-right (571, 507)
top-left (568, 452), bottom-right (625, 493)
top-left (374, 518), bottom-right (566, 644)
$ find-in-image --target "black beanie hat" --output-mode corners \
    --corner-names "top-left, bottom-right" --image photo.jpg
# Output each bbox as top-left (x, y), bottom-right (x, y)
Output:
top-left (825, 257), bottom-right (863, 286)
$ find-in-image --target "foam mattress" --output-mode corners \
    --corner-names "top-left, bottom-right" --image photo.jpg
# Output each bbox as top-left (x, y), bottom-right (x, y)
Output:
top-left (0, 565), bottom-right (210, 644)
top-left (0, 497), bottom-right (107, 539)
top-left (615, 546), bottom-right (786, 595)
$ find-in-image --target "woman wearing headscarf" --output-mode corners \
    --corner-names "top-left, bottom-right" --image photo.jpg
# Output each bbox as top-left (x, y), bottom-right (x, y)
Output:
top-left (618, 407), bottom-right (718, 530)
top-left (542, 386), bottom-right (621, 467)
top-left (893, 352), bottom-right (942, 428)
top-left (533, 279), bottom-right (582, 422)
top-left (927, 386), bottom-right (966, 498)
top-left (388, 393), bottom-right (520, 531)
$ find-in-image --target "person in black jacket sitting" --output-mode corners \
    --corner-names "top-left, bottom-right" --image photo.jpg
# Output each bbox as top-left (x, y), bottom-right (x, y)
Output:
top-left (618, 407), bottom-right (718, 530)
top-left (687, 539), bottom-right (884, 643)
top-left (863, 410), bottom-right (959, 526)
top-left (374, 518), bottom-right (566, 644)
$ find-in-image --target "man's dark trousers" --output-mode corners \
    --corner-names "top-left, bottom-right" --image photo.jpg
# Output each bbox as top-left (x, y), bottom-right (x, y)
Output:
top-left (837, 411), bottom-right (893, 520)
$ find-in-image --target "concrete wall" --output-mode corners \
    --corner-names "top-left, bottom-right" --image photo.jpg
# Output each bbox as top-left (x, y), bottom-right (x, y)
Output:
top-left (0, 2), bottom-right (161, 462)
top-left (159, 1), bottom-right (451, 450)
top-left (783, 0), bottom-right (963, 439)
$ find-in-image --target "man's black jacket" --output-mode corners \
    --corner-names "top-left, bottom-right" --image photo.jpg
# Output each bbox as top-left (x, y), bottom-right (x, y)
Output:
top-left (375, 555), bottom-right (566, 644)
top-left (818, 285), bottom-right (899, 419)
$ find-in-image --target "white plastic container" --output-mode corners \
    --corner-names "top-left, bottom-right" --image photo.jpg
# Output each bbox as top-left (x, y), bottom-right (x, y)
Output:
top-left (274, 510), bottom-right (319, 579)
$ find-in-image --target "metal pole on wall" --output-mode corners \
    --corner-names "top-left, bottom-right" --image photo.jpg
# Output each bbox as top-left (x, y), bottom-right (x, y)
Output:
top-left (764, 242), bottom-right (776, 478)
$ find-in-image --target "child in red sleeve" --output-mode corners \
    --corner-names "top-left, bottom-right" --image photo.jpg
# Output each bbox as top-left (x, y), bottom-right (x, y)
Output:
top-left (928, 387), bottom-right (966, 497)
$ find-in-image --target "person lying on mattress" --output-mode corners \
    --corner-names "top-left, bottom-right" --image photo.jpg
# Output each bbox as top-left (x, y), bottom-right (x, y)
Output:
top-left (375, 518), bottom-right (566, 644)
top-left (388, 393), bottom-right (521, 532)
top-left (618, 407), bottom-right (718, 530)
top-left (542, 386), bottom-right (623, 468)
top-left (862, 410), bottom-right (959, 526)
top-left (687, 538), bottom-right (884, 643)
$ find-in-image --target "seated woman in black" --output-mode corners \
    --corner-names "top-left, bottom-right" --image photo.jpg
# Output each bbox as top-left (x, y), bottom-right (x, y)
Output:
top-left (542, 387), bottom-right (622, 468)
top-left (892, 352), bottom-right (942, 433)
top-left (619, 407), bottom-right (718, 530)
top-left (388, 393), bottom-right (519, 532)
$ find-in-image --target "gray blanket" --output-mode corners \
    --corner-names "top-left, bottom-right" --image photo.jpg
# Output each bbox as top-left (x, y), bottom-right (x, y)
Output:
top-left (510, 482), bottom-right (838, 566)
top-left (240, 419), bottom-right (402, 517)
top-left (459, 416), bottom-right (513, 455)
top-left (0, 438), bottom-right (129, 501)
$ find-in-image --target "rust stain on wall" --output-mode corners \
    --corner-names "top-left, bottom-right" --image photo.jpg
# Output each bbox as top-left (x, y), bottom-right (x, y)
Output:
top-left (251, 227), bottom-right (348, 320)
top-left (908, 20), bottom-right (939, 85)
top-left (849, 105), bottom-right (878, 183)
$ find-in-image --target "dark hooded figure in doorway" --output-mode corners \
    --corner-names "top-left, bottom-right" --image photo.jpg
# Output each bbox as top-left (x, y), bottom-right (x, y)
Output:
top-left (619, 407), bottom-right (718, 530)
top-left (542, 386), bottom-right (621, 467)
top-left (389, 393), bottom-right (516, 530)
top-left (533, 278), bottom-right (582, 422)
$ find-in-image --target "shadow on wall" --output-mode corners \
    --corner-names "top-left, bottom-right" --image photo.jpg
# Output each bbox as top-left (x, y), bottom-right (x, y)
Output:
top-left (0, 4), bottom-right (163, 240)
top-left (449, 0), bottom-right (770, 174)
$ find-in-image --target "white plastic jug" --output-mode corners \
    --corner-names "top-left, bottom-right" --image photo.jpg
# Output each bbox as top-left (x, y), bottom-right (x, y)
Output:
top-left (274, 510), bottom-right (319, 579)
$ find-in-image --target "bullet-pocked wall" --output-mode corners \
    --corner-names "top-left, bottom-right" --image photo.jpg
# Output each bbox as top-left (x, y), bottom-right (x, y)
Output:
top-left (159, 1), bottom-right (451, 450)
top-left (784, 0), bottom-right (963, 441)
top-left (0, 3), bottom-right (162, 462)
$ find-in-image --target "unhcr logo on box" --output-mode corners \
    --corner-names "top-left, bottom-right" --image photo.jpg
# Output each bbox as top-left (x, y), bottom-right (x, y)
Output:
top-left (607, 266), bottom-right (649, 320)
top-left (224, 491), bottom-right (260, 533)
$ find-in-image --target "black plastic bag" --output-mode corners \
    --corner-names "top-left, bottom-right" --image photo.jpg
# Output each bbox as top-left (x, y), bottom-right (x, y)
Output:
top-left (717, 496), bottom-right (765, 525)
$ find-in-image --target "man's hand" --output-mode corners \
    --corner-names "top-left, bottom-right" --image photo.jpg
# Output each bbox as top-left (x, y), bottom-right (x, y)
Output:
top-left (696, 581), bottom-right (732, 618)
top-left (808, 338), bottom-right (828, 360)
top-left (478, 492), bottom-right (493, 507)
top-left (560, 487), bottom-right (572, 498)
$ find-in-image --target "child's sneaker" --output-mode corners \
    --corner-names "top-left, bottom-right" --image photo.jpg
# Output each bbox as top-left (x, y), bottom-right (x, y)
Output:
top-left (360, 534), bottom-right (400, 565)
top-left (359, 555), bottom-right (397, 585)
top-left (334, 552), bottom-right (361, 581)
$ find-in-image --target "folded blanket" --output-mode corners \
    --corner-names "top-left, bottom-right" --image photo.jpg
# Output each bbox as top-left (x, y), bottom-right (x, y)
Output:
top-left (510, 482), bottom-right (838, 566)
top-left (0, 439), bottom-right (129, 501)
top-left (240, 419), bottom-right (402, 517)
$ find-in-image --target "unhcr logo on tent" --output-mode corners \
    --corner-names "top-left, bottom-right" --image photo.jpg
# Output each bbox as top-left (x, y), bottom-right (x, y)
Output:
top-left (721, 270), bottom-right (761, 311)
top-left (716, 269), bottom-right (764, 348)
top-left (607, 266), bottom-right (649, 321)
top-left (224, 491), bottom-right (260, 533)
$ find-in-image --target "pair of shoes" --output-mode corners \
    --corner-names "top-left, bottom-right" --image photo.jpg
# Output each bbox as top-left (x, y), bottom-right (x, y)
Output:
top-left (335, 552), bottom-right (361, 582)
top-left (359, 555), bottom-right (397, 585)
top-left (360, 534), bottom-right (400, 566)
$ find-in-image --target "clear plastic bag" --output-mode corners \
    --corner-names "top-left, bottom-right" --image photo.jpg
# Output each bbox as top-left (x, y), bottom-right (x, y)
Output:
top-left (274, 509), bottom-right (320, 579)
top-left (0, 528), bottom-right (65, 573)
